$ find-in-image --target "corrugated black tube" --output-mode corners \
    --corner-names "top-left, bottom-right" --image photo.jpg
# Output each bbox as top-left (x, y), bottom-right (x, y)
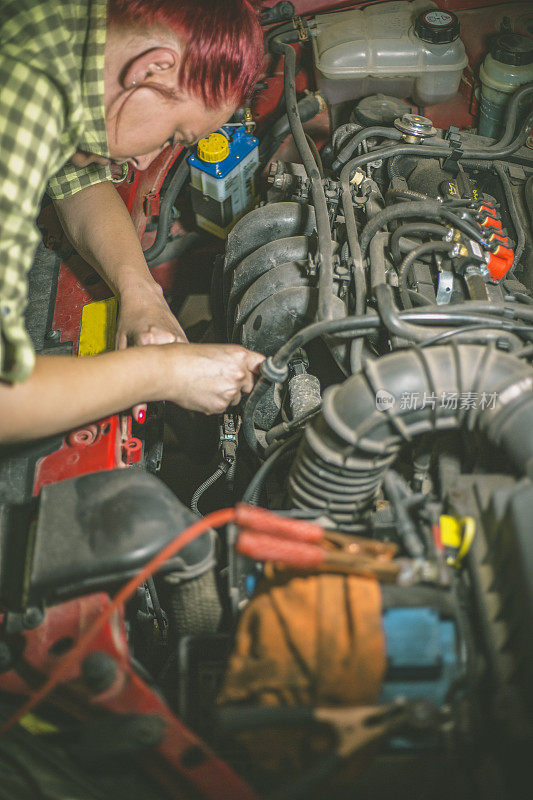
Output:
top-left (289, 344), bottom-right (533, 520)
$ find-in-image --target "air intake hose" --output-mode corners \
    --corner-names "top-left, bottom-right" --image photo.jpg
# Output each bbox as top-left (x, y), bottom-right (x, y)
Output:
top-left (289, 345), bottom-right (533, 526)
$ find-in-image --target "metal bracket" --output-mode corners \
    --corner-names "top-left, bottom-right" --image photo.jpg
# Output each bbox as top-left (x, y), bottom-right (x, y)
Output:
top-left (436, 269), bottom-right (454, 305)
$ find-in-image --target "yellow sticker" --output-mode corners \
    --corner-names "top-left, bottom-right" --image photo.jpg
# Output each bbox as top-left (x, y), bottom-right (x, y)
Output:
top-left (19, 713), bottom-right (59, 735)
top-left (78, 297), bottom-right (117, 357)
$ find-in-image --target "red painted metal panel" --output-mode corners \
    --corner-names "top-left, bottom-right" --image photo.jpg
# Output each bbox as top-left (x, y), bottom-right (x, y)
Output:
top-left (0, 595), bottom-right (259, 800)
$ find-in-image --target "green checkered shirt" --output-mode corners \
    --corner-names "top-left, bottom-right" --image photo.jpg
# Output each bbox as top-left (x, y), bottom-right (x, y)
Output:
top-left (0, 0), bottom-right (113, 382)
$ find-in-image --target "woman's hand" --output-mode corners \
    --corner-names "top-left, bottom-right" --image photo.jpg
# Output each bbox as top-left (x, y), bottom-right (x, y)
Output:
top-left (117, 281), bottom-right (187, 421)
top-left (116, 281), bottom-right (187, 349)
top-left (158, 343), bottom-right (265, 414)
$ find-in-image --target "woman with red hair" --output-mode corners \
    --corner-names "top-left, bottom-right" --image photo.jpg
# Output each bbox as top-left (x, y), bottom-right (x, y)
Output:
top-left (0, 0), bottom-right (264, 442)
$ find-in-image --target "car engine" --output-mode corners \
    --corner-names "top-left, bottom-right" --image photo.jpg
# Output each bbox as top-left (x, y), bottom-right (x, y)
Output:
top-left (1, 2), bottom-right (533, 799)
top-left (190, 6), bottom-right (533, 796)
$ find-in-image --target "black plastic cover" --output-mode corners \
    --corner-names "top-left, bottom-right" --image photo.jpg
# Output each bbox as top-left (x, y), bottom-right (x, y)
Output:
top-left (25, 469), bottom-right (216, 605)
top-left (491, 33), bottom-right (533, 67)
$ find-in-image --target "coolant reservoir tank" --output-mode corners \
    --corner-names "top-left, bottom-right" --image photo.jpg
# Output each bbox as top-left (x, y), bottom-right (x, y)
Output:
top-left (310, 0), bottom-right (467, 106)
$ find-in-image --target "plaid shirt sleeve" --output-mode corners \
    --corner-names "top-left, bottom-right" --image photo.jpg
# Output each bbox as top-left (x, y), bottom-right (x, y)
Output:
top-left (46, 161), bottom-right (113, 201)
top-left (0, 56), bottom-right (67, 383)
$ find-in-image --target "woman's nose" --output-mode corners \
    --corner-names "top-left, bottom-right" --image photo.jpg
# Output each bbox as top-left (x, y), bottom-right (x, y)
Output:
top-left (132, 150), bottom-right (161, 171)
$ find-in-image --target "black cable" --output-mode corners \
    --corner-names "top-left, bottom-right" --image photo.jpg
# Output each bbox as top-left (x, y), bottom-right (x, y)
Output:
top-left (271, 34), bottom-right (335, 321)
top-left (265, 404), bottom-right (320, 445)
top-left (525, 174), bottom-right (533, 231)
top-left (359, 200), bottom-right (491, 260)
top-left (305, 132), bottom-right (324, 178)
top-left (398, 241), bottom-right (455, 308)
top-left (190, 463), bottom-right (228, 516)
top-left (142, 150), bottom-right (191, 263)
top-left (386, 187), bottom-right (433, 203)
top-left (242, 434), bottom-right (301, 504)
top-left (146, 577), bottom-right (166, 638)
top-left (420, 324), bottom-right (533, 348)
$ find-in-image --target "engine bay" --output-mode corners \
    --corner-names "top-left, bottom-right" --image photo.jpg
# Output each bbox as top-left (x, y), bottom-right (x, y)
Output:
top-left (1, 1), bottom-right (533, 798)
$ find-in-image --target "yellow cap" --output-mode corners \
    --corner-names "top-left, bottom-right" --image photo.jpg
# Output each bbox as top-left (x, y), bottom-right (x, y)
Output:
top-left (197, 133), bottom-right (229, 163)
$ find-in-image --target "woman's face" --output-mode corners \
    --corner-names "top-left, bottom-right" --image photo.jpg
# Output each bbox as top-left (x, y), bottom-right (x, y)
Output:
top-left (104, 90), bottom-right (237, 170)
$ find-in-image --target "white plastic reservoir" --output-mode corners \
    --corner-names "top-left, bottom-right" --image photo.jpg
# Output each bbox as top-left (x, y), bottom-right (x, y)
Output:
top-left (310, 0), bottom-right (468, 106)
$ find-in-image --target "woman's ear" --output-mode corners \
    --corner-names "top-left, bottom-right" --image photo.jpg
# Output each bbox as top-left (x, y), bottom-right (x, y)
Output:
top-left (123, 47), bottom-right (180, 90)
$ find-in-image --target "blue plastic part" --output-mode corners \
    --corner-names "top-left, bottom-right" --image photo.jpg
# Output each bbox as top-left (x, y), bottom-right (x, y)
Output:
top-left (380, 607), bottom-right (460, 708)
top-left (245, 573), bottom-right (257, 597)
top-left (188, 124), bottom-right (259, 179)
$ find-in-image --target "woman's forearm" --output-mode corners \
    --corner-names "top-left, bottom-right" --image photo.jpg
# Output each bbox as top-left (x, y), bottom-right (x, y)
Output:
top-left (0, 342), bottom-right (264, 444)
top-left (53, 181), bottom-right (156, 298)
top-left (0, 347), bottom-right (164, 444)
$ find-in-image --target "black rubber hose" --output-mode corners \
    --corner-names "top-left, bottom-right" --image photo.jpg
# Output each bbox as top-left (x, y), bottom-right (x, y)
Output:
top-left (373, 284), bottom-right (522, 345)
top-left (369, 232), bottom-right (388, 289)
top-left (271, 35), bottom-right (335, 321)
top-left (331, 126), bottom-right (403, 172)
top-left (486, 82), bottom-right (533, 148)
top-left (289, 344), bottom-right (533, 519)
top-left (390, 223), bottom-right (447, 265)
top-left (265, 404), bottom-right (320, 446)
top-left (344, 106), bottom-right (533, 179)
top-left (494, 161), bottom-right (527, 272)
top-left (241, 434), bottom-right (300, 504)
top-left (350, 262), bottom-right (366, 373)
top-left (388, 154), bottom-right (405, 181)
top-left (259, 93), bottom-right (324, 166)
top-left (525, 174), bottom-right (533, 231)
top-left (398, 241), bottom-right (456, 308)
top-left (272, 304), bottom-right (526, 366)
top-left (142, 150), bottom-right (190, 262)
top-left (359, 200), bottom-right (491, 260)
top-left (306, 132), bottom-right (324, 178)
top-left (332, 122), bottom-right (362, 154)
top-left (242, 303), bottom-right (529, 455)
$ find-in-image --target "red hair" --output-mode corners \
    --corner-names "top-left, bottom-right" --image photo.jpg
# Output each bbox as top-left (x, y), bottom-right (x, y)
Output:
top-left (108, 0), bottom-right (264, 107)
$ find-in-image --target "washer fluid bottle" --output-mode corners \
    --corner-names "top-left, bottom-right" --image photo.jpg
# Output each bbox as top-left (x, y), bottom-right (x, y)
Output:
top-left (189, 125), bottom-right (259, 239)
